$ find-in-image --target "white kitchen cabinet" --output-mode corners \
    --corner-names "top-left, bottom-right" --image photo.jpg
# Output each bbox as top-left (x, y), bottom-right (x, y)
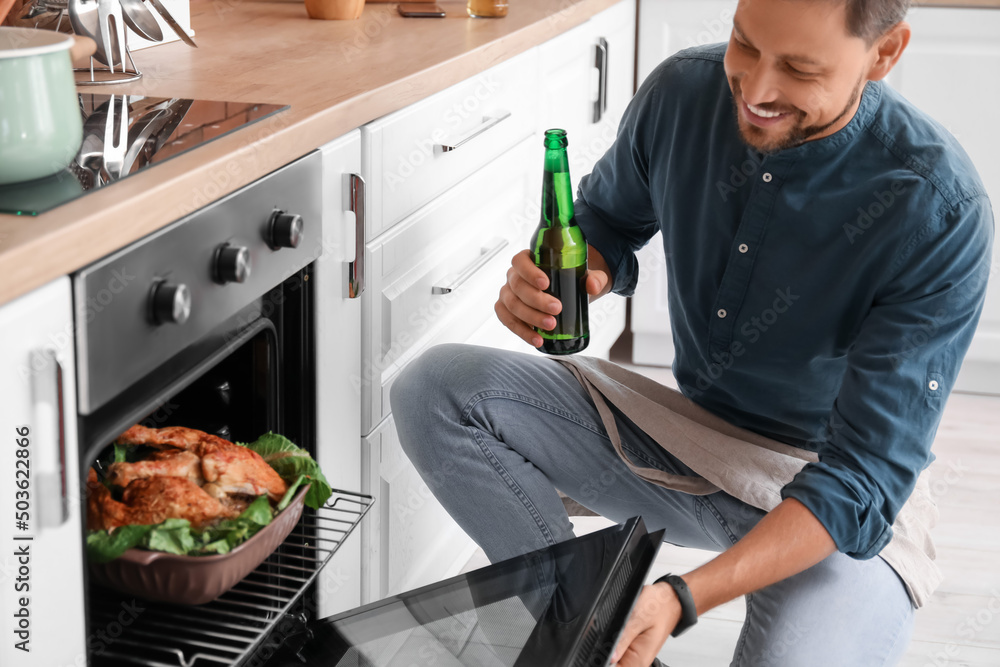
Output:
top-left (361, 139), bottom-right (536, 434)
top-left (632, 0), bottom-right (736, 367)
top-left (315, 130), bottom-right (365, 617)
top-left (361, 50), bottom-right (539, 242)
top-left (887, 7), bottom-right (1000, 394)
top-left (540, 0), bottom-right (637, 178)
top-left (358, 1), bottom-right (636, 604)
top-left (361, 415), bottom-right (478, 601)
top-left (0, 277), bottom-right (86, 667)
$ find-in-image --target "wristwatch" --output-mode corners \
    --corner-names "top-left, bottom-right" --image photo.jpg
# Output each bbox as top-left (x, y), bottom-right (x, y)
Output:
top-left (654, 573), bottom-right (698, 637)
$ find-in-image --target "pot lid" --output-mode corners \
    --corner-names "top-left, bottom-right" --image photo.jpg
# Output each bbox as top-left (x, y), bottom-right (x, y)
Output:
top-left (0, 27), bottom-right (74, 59)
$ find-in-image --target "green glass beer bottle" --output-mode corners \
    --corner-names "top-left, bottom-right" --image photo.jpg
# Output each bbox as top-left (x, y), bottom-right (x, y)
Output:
top-left (531, 129), bottom-right (589, 355)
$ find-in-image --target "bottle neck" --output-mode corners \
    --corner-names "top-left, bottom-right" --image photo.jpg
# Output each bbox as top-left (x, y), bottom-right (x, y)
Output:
top-left (541, 148), bottom-right (575, 228)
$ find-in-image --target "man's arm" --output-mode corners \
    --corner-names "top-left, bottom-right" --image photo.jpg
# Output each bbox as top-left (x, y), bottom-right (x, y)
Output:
top-left (611, 498), bottom-right (834, 666)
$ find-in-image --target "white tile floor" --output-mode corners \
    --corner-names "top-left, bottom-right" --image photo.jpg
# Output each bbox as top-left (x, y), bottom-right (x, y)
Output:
top-left (460, 361), bottom-right (1000, 665)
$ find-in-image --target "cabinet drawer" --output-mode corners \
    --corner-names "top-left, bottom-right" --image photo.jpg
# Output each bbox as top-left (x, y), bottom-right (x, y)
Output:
top-left (361, 50), bottom-right (539, 240)
top-left (361, 139), bottom-right (537, 433)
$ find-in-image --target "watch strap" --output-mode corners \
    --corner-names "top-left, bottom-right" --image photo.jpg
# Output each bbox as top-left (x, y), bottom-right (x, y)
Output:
top-left (654, 573), bottom-right (697, 637)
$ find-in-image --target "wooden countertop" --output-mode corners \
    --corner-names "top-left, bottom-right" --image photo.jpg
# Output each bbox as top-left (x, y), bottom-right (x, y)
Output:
top-left (0, 0), bottom-right (620, 306)
top-left (915, 1), bottom-right (1000, 7)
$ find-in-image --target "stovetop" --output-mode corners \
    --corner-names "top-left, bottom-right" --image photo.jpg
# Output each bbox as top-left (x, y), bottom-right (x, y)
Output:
top-left (0, 93), bottom-right (287, 216)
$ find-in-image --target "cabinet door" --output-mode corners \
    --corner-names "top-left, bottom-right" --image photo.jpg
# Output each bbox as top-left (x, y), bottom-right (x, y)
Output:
top-left (361, 416), bottom-right (476, 603)
top-left (576, 0), bottom-right (636, 176)
top-left (888, 7), bottom-right (1000, 393)
top-left (632, 0), bottom-right (736, 366)
top-left (0, 278), bottom-right (86, 667)
top-left (636, 0), bottom-right (736, 83)
top-left (539, 19), bottom-right (598, 174)
top-left (539, 0), bottom-right (637, 178)
top-left (315, 130), bottom-right (365, 617)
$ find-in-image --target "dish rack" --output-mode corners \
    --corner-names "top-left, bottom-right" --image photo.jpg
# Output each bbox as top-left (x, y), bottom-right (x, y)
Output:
top-left (86, 489), bottom-right (374, 667)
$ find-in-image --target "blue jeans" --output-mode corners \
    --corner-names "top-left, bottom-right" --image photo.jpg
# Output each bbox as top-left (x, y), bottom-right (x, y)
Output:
top-left (390, 344), bottom-right (914, 666)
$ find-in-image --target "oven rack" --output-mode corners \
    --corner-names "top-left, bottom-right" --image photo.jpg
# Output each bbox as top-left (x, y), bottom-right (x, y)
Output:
top-left (87, 489), bottom-right (374, 667)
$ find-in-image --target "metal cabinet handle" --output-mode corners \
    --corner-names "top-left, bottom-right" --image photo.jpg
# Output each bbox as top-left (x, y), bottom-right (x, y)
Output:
top-left (32, 349), bottom-right (68, 529)
top-left (433, 238), bottom-right (510, 294)
top-left (593, 37), bottom-right (609, 123)
top-left (437, 112), bottom-right (512, 153)
top-left (348, 173), bottom-right (366, 299)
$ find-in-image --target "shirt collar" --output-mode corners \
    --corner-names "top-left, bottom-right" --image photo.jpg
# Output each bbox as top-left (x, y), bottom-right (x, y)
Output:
top-left (764, 79), bottom-right (883, 162)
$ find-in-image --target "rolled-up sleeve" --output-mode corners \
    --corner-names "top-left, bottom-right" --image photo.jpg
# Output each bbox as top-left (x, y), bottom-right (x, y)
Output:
top-left (780, 194), bottom-right (994, 558)
top-left (574, 59), bottom-right (664, 297)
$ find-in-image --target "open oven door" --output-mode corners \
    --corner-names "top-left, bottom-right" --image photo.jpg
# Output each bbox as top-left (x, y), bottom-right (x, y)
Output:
top-left (263, 516), bottom-right (664, 667)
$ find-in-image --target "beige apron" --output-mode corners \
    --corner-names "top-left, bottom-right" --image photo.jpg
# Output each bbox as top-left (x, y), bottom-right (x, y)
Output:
top-left (556, 355), bottom-right (942, 608)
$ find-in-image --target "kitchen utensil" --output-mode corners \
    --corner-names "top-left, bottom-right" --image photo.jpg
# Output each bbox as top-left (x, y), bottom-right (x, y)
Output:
top-left (145, 0), bottom-right (194, 47)
top-left (68, 0), bottom-right (114, 66)
top-left (119, 0), bottom-right (161, 42)
top-left (121, 106), bottom-right (168, 174)
top-left (101, 94), bottom-right (128, 181)
top-left (88, 485), bottom-right (310, 605)
top-left (96, 0), bottom-right (126, 69)
top-left (0, 27), bottom-right (83, 184)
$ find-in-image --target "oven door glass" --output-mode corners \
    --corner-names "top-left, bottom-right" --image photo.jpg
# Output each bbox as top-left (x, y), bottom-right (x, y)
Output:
top-left (278, 517), bottom-right (663, 667)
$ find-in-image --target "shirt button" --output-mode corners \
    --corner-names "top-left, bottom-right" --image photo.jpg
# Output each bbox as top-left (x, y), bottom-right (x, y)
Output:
top-left (739, 243), bottom-right (749, 253)
top-left (717, 308), bottom-right (727, 319)
top-left (928, 380), bottom-right (939, 391)
top-left (762, 172), bottom-right (773, 183)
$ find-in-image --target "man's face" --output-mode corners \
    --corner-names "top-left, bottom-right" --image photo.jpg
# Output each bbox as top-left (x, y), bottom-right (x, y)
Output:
top-left (724, 0), bottom-right (878, 154)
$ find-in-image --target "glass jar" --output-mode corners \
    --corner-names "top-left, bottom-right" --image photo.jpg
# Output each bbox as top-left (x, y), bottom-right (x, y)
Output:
top-left (467, 0), bottom-right (507, 18)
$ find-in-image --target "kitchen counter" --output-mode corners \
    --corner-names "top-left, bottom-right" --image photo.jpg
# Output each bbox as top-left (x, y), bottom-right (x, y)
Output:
top-left (0, 0), bottom-right (619, 306)
top-left (915, 1), bottom-right (1000, 7)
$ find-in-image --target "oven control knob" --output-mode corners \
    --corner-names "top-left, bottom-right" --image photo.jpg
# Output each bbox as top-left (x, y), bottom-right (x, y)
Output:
top-left (151, 282), bottom-right (191, 325)
top-left (214, 244), bottom-right (252, 284)
top-left (267, 210), bottom-right (304, 249)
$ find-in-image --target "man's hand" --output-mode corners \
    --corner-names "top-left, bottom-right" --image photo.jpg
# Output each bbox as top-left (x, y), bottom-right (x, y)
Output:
top-left (610, 582), bottom-right (681, 666)
top-left (495, 245), bottom-right (612, 348)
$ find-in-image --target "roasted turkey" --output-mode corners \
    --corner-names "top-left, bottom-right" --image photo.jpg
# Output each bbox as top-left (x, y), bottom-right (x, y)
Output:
top-left (87, 424), bottom-right (288, 532)
top-left (87, 468), bottom-right (237, 530)
top-left (112, 424), bottom-right (288, 501)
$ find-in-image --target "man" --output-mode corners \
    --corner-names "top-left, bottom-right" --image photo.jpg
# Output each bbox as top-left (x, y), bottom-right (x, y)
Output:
top-left (391, 0), bottom-right (994, 664)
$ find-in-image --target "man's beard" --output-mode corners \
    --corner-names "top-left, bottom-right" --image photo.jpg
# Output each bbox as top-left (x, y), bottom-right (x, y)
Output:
top-left (729, 76), bottom-right (863, 154)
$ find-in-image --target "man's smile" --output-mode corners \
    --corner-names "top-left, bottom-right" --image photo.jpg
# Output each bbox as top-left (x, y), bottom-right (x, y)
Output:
top-left (741, 98), bottom-right (792, 127)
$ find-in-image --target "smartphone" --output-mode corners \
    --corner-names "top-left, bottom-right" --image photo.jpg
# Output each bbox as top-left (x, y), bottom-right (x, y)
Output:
top-left (398, 3), bottom-right (446, 18)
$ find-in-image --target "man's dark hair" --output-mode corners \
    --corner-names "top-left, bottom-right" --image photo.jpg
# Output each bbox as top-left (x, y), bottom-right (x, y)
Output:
top-left (840, 0), bottom-right (912, 43)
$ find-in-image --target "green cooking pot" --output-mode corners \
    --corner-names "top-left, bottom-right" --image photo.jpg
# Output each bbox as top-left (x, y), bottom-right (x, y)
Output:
top-left (0, 28), bottom-right (82, 185)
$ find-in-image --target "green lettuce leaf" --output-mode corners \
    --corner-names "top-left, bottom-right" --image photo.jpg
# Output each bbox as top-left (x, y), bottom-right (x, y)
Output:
top-left (86, 495), bottom-right (276, 561)
top-left (241, 432), bottom-right (332, 509)
top-left (86, 524), bottom-right (153, 564)
top-left (145, 518), bottom-right (196, 555)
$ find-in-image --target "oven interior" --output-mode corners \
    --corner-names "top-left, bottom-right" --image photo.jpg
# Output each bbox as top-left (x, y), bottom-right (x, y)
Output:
top-left (78, 270), bottom-right (371, 667)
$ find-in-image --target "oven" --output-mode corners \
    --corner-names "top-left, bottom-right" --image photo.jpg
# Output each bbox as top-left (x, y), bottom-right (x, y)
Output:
top-left (66, 148), bottom-right (370, 667)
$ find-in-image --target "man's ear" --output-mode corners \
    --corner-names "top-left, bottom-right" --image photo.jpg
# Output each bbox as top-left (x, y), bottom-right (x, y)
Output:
top-left (868, 21), bottom-right (911, 82)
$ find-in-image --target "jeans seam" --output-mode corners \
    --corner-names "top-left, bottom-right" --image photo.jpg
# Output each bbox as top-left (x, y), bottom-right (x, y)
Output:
top-left (694, 500), bottom-right (726, 550)
top-left (699, 496), bottom-right (740, 547)
top-left (462, 389), bottom-right (608, 436)
top-left (731, 592), bottom-right (756, 666)
top-left (467, 416), bottom-right (558, 548)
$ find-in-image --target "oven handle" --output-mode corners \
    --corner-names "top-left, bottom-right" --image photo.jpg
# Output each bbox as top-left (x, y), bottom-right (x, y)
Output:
top-left (348, 173), bottom-right (366, 299)
top-left (32, 349), bottom-right (69, 529)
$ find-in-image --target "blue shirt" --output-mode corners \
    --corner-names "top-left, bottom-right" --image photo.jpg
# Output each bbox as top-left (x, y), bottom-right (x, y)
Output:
top-left (575, 44), bottom-right (994, 559)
